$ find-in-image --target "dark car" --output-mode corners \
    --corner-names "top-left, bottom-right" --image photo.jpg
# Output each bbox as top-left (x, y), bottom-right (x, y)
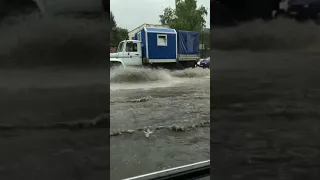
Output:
top-left (285, 0), bottom-right (320, 22)
top-left (195, 57), bottom-right (210, 68)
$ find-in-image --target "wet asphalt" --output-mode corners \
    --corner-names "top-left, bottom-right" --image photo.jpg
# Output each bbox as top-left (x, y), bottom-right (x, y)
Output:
top-left (110, 67), bottom-right (210, 179)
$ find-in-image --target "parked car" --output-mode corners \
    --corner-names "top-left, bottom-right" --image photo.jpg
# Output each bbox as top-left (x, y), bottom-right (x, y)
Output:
top-left (195, 57), bottom-right (210, 68)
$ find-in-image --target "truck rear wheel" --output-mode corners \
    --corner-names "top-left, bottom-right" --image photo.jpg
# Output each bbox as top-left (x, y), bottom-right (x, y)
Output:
top-left (142, 57), bottom-right (149, 65)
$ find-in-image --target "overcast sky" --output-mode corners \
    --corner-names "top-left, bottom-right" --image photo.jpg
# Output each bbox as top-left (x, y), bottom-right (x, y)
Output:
top-left (110, 0), bottom-right (210, 31)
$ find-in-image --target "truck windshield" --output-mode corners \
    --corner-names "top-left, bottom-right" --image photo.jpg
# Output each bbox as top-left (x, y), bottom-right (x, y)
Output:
top-left (117, 42), bottom-right (124, 52)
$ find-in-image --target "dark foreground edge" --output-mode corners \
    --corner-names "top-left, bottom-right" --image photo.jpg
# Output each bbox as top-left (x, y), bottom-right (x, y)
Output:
top-left (123, 160), bottom-right (210, 180)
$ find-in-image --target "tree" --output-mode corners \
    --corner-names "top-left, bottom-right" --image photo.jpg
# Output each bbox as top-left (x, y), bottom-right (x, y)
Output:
top-left (159, 0), bottom-right (208, 31)
top-left (110, 11), bottom-right (116, 28)
top-left (110, 11), bottom-right (129, 46)
top-left (160, 0), bottom-right (209, 57)
top-left (115, 27), bottom-right (129, 42)
top-left (110, 11), bottom-right (117, 46)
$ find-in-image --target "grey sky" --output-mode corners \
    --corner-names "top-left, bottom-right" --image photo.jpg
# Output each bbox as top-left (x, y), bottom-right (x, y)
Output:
top-left (110, 0), bottom-right (210, 31)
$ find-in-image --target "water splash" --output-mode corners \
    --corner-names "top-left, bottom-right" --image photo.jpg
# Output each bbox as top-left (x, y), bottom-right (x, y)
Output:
top-left (109, 120), bottom-right (211, 137)
top-left (110, 66), bottom-right (210, 90)
top-left (0, 12), bottom-right (107, 67)
top-left (110, 67), bottom-right (210, 83)
top-left (170, 68), bottom-right (210, 78)
top-left (212, 18), bottom-right (320, 52)
top-left (110, 67), bottom-right (173, 83)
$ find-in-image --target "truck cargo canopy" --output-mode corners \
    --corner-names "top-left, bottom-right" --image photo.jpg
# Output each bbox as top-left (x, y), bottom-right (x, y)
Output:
top-left (177, 30), bottom-right (199, 55)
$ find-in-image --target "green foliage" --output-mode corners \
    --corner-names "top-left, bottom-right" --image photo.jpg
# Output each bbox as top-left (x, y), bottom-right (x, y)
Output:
top-left (115, 27), bottom-right (129, 41)
top-left (160, 1), bottom-right (210, 57)
top-left (159, 0), bottom-right (208, 31)
top-left (110, 11), bottom-right (128, 46)
top-left (110, 11), bottom-right (116, 28)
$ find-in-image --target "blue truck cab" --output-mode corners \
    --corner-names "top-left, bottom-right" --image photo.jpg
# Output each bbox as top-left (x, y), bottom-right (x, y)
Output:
top-left (110, 26), bottom-right (200, 68)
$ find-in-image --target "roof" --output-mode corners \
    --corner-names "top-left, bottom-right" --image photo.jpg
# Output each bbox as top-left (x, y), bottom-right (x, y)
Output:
top-left (145, 27), bottom-right (176, 34)
top-left (129, 24), bottom-right (170, 33)
top-left (127, 40), bottom-right (140, 43)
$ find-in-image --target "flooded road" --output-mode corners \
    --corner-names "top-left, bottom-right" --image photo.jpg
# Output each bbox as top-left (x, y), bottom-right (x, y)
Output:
top-left (110, 67), bottom-right (210, 179)
top-left (0, 11), bottom-right (109, 180)
top-left (0, 11), bottom-right (210, 180)
top-left (0, 69), bottom-right (109, 180)
top-left (211, 19), bottom-right (320, 180)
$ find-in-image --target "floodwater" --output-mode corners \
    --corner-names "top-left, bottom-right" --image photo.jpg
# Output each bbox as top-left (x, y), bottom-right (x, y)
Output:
top-left (0, 11), bottom-right (210, 180)
top-left (0, 12), bottom-right (110, 180)
top-left (110, 67), bottom-right (210, 179)
top-left (211, 18), bottom-right (320, 180)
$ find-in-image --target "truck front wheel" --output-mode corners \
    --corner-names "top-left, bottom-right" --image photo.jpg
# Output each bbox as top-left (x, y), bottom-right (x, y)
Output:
top-left (110, 62), bottom-right (123, 69)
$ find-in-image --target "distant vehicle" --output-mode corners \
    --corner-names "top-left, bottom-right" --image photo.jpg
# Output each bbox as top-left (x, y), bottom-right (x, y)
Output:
top-left (277, 0), bottom-right (320, 23)
top-left (110, 24), bottom-right (200, 69)
top-left (195, 57), bottom-right (210, 69)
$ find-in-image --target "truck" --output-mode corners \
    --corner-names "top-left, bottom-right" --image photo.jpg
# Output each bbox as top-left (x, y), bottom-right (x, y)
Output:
top-left (110, 25), bottom-right (200, 69)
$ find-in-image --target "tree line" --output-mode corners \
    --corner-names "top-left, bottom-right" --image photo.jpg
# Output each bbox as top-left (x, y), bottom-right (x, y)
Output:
top-left (110, 12), bottom-right (129, 47)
